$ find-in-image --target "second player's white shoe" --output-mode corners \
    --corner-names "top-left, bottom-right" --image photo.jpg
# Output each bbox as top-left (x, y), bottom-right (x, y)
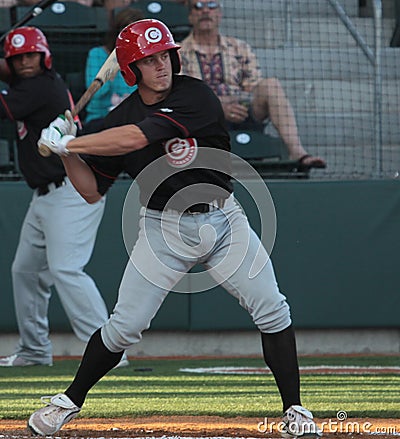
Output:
top-left (28, 393), bottom-right (80, 436)
top-left (282, 405), bottom-right (322, 437)
top-left (0, 354), bottom-right (52, 367)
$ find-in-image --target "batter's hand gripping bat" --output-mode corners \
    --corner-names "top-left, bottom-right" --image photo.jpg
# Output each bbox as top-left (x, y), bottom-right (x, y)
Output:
top-left (38, 48), bottom-right (119, 157)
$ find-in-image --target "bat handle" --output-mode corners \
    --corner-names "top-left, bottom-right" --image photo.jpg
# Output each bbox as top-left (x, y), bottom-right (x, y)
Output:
top-left (38, 143), bottom-right (52, 157)
top-left (38, 107), bottom-right (78, 157)
top-left (38, 80), bottom-right (103, 157)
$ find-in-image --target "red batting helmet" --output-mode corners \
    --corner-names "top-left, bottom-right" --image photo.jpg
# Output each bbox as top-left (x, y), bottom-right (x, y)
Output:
top-left (116, 19), bottom-right (180, 86)
top-left (4, 26), bottom-right (52, 70)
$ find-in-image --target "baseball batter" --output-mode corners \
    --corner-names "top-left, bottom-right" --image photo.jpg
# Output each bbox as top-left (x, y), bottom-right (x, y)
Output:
top-left (0, 27), bottom-right (128, 368)
top-left (28, 20), bottom-right (321, 438)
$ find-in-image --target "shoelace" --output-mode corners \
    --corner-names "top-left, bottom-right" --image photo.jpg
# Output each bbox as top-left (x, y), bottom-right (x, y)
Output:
top-left (39, 397), bottom-right (78, 425)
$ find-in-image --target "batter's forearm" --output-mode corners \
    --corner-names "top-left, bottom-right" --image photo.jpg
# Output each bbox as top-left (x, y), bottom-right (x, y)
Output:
top-left (62, 154), bottom-right (102, 204)
top-left (66, 125), bottom-right (148, 156)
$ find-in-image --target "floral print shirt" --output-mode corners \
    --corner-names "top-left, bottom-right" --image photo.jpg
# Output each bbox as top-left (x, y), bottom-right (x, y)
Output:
top-left (179, 33), bottom-right (262, 100)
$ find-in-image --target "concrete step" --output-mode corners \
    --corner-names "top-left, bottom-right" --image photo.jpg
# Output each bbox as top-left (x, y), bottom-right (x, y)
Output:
top-left (221, 0), bottom-right (359, 18)
top-left (307, 142), bottom-right (400, 179)
top-left (255, 47), bottom-right (400, 80)
top-left (263, 112), bottom-right (399, 179)
top-left (361, 0), bottom-right (395, 18)
top-left (2, 329), bottom-right (399, 356)
top-left (289, 112), bottom-right (400, 147)
top-left (278, 79), bottom-right (400, 114)
top-left (220, 17), bottom-right (395, 48)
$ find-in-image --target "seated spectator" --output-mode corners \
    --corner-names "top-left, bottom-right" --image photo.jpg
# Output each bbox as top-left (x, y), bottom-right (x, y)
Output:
top-left (179, 0), bottom-right (326, 168)
top-left (84, 7), bottom-right (143, 130)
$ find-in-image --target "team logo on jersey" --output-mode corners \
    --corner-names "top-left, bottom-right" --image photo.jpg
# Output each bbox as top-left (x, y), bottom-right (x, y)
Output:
top-left (11, 34), bottom-right (25, 48)
top-left (164, 137), bottom-right (198, 168)
top-left (145, 27), bottom-right (163, 43)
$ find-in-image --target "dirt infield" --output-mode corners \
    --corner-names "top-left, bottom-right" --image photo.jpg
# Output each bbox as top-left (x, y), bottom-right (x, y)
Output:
top-left (1, 416), bottom-right (399, 438)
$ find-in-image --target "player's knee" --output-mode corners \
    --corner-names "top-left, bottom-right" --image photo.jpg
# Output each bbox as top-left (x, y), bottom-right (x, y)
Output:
top-left (47, 264), bottom-right (79, 282)
top-left (11, 259), bottom-right (22, 276)
top-left (102, 318), bottom-right (148, 352)
top-left (255, 300), bottom-right (291, 333)
top-left (11, 252), bottom-right (32, 275)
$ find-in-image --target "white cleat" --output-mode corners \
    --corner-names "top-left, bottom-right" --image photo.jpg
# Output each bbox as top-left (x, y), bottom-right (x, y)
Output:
top-left (28, 393), bottom-right (80, 436)
top-left (0, 354), bottom-right (52, 367)
top-left (114, 352), bottom-right (129, 369)
top-left (282, 405), bottom-right (323, 437)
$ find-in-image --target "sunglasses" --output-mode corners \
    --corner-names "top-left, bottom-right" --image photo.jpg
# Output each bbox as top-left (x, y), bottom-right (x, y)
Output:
top-left (192, 1), bottom-right (220, 10)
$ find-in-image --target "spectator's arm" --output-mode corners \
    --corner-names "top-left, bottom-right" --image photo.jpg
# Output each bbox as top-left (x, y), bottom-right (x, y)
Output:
top-left (239, 41), bottom-right (263, 93)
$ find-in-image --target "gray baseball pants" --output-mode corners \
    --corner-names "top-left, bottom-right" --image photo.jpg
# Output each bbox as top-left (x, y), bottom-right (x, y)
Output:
top-left (102, 194), bottom-right (291, 352)
top-left (11, 178), bottom-right (108, 364)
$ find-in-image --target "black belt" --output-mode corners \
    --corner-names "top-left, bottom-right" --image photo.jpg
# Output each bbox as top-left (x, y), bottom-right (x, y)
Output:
top-left (184, 203), bottom-right (213, 214)
top-left (37, 178), bottom-right (66, 196)
top-left (155, 199), bottom-right (226, 215)
top-left (183, 198), bottom-right (226, 214)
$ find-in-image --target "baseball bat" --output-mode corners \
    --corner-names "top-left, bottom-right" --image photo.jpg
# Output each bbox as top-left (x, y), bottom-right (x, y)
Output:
top-left (0, 0), bottom-right (57, 43)
top-left (38, 48), bottom-right (119, 157)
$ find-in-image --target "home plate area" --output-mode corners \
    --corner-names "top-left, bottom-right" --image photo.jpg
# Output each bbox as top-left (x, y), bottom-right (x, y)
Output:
top-left (1, 415), bottom-right (400, 439)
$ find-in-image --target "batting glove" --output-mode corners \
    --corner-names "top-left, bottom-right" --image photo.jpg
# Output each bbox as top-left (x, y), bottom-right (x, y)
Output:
top-left (49, 110), bottom-right (77, 137)
top-left (38, 126), bottom-right (75, 156)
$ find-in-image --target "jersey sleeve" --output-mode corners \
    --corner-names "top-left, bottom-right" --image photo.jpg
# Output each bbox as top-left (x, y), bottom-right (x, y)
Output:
top-left (136, 78), bottom-right (224, 144)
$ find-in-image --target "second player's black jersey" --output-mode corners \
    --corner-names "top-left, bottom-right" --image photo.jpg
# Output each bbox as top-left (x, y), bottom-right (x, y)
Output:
top-left (0, 70), bottom-right (71, 188)
top-left (83, 75), bottom-right (233, 210)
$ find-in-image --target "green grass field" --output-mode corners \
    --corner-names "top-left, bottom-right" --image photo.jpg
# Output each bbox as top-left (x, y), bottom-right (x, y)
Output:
top-left (0, 356), bottom-right (399, 420)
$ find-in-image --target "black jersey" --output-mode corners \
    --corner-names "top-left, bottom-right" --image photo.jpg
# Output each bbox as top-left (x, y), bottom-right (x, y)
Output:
top-left (83, 75), bottom-right (233, 210)
top-left (0, 70), bottom-right (71, 188)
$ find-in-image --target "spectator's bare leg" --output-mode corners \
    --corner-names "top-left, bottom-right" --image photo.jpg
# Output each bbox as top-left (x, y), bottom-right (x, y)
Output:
top-left (251, 78), bottom-right (307, 160)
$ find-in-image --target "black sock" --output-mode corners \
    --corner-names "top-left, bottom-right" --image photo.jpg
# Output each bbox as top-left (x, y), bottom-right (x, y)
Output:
top-left (65, 328), bottom-right (123, 408)
top-left (261, 325), bottom-right (301, 412)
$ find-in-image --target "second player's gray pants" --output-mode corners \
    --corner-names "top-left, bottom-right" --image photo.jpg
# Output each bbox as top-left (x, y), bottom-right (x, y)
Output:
top-left (11, 178), bottom-right (108, 364)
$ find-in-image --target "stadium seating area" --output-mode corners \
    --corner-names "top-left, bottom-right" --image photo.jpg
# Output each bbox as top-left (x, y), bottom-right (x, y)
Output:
top-left (0, 0), bottom-right (399, 180)
top-left (0, 8), bottom-right (11, 42)
top-left (113, 0), bottom-right (191, 41)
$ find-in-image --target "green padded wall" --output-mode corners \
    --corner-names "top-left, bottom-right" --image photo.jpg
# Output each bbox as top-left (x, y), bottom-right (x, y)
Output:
top-left (1, 179), bottom-right (400, 332)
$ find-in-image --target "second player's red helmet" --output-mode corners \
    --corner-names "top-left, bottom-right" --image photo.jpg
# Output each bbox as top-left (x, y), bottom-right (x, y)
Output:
top-left (116, 19), bottom-right (180, 86)
top-left (4, 26), bottom-right (52, 69)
